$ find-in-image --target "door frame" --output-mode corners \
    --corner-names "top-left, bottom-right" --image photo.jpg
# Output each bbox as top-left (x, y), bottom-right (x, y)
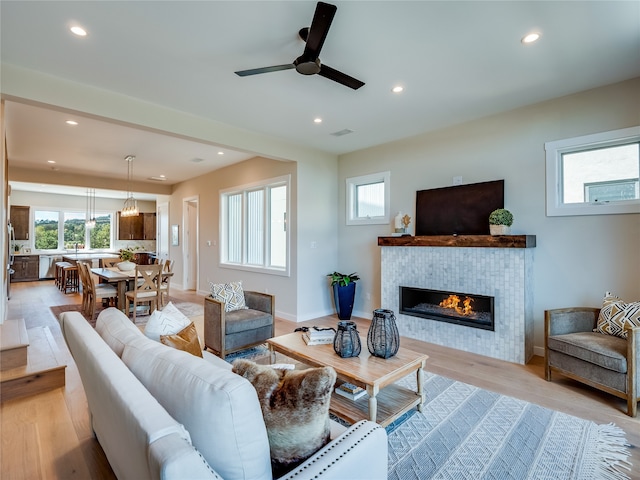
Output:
top-left (182, 196), bottom-right (199, 291)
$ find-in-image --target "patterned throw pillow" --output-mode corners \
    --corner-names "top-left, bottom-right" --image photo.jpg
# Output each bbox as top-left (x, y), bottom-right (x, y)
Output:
top-left (594, 292), bottom-right (640, 339)
top-left (144, 301), bottom-right (191, 342)
top-left (209, 281), bottom-right (248, 312)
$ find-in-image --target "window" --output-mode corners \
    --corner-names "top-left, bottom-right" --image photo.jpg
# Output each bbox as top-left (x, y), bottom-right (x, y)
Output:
top-left (34, 211), bottom-right (59, 250)
top-left (33, 209), bottom-right (113, 250)
top-left (545, 126), bottom-right (640, 216)
top-left (346, 171), bottom-right (390, 225)
top-left (220, 175), bottom-right (289, 275)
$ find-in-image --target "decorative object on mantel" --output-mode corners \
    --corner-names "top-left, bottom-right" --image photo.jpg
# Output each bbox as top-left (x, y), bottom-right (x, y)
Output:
top-left (367, 308), bottom-right (400, 359)
top-left (327, 271), bottom-right (360, 320)
top-left (488, 208), bottom-right (513, 235)
top-left (333, 320), bottom-right (361, 358)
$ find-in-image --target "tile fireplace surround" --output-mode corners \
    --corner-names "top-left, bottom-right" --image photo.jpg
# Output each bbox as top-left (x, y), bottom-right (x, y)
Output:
top-left (379, 235), bottom-right (536, 365)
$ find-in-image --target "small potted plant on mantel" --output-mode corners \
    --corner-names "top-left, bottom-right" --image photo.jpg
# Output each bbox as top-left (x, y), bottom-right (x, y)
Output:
top-left (327, 272), bottom-right (360, 320)
top-left (489, 208), bottom-right (513, 236)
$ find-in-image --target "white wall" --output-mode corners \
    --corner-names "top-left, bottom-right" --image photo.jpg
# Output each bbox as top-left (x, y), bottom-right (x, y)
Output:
top-left (338, 77), bottom-right (640, 355)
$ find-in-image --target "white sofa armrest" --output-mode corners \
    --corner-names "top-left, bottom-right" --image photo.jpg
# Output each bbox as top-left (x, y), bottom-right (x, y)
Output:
top-left (278, 420), bottom-right (387, 480)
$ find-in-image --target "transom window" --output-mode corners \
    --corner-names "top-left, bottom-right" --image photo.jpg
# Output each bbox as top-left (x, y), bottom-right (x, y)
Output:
top-left (545, 126), bottom-right (640, 216)
top-left (346, 171), bottom-right (390, 225)
top-left (220, 175), bottom-right (289, 275)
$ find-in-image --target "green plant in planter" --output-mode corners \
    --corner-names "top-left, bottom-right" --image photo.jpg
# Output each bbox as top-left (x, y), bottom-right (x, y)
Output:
top-left (327, 272), bottom-right (360, 287)
top-left (327, 272), bottom-right (360, 320)
top-left (119, 246), bottom-right (141, 262)
top-left (488, 208), bottom-right (514, 226)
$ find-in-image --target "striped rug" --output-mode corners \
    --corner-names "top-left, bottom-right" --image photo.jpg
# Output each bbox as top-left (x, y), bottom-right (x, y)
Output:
top-left (388, 372), bottom-right (631, 480)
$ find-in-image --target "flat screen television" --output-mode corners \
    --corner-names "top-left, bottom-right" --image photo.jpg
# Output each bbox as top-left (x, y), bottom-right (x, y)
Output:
top-left (415, 180), bottom-right (504, 236)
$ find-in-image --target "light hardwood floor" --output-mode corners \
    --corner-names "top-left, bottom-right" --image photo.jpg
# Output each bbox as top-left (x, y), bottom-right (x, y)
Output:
top-left (2, 281), bottom-right (638, 479)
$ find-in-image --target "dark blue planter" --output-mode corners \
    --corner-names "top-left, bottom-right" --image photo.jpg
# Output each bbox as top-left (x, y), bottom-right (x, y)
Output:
top-left (333, 282), bottom-right (356, 320)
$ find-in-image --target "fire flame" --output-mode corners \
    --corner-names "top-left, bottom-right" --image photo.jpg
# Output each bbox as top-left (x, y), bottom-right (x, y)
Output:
top-left (439, 295), bottom-right (474, 316)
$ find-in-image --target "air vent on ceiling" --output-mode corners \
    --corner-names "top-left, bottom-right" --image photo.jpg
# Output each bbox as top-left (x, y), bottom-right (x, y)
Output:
top-left (331, 129), bottom-right (354, 137)
top-left (191, 158), bottom-right (205, 163)
top-left (149, 176), bottom-right (167, 181)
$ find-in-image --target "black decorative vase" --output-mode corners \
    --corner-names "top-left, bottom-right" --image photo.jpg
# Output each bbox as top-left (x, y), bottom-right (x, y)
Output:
top-left (333, 282), bottom-right (356, 320)
top-left (333, 321), bottom-right (361, 358)
top-left (367, 309), bottom-right (400, 359)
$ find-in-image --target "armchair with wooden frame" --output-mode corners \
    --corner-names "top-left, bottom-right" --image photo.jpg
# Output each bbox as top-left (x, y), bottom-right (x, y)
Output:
top-left (545, 307), bottom-right (639, 417)
top-left (204, 291), bottom-right (274, 359)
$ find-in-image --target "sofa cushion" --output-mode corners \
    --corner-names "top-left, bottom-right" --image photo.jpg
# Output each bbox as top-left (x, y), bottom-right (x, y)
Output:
top-left (209, 281), bottom-right (248, 312)
top-left (160, 322), bottom-right (203, 357)
top-left (96, 307), bottom-right (145, 357)
top-left (547, 331), bottom-right (628, 373)
top-left (226, 308), bottom-right (273, 334)
top-left (122, 336), bottom-right (272, 480)
top-left (232, 359), bottom-right (337, 476)
top-left (594, 292), bottom-right (640, 339)
top-left (144, 301), bottom-right (191, 342)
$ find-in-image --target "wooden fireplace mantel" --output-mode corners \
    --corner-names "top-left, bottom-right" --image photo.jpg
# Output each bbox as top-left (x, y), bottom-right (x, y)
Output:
top-left (378, 235), bottom-right (536, 248)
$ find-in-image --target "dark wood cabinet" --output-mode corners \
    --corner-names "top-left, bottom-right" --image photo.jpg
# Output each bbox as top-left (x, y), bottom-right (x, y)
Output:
top-left (11, 255), bottom-right (39, 282)
top-left (10, 205), bottom-right (30, 240)
top-left (143, 213), bottom-right (156, 240)
top-left (117, 212), bottom-right (156, 240)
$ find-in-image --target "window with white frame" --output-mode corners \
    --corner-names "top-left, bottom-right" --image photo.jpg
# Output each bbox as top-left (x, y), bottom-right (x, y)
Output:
top-left (346, 171), bottom-right (390, 225)
top-left (33, 209), bottom-right (113, 250)
top-left (220, 175), bottom-right (289, 275)
top-left (545, 126), bottom-right (640, 216)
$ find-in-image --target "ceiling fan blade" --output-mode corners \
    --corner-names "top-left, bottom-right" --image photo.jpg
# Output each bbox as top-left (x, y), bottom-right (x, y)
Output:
top-left (235, 64), bottom-right (295, 77)
top-left (318, 64), bottom-right (365, 90)
top-left (303, 2), bottom-right (337, 60)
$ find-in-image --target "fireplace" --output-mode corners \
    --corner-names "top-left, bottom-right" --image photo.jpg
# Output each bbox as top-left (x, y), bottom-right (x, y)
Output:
top-left (400, 286), bottom-right (495, 331)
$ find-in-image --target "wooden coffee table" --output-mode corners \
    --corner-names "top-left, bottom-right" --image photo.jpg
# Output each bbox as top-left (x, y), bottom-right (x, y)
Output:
top-left (267, 332), bottom-right (428, 427)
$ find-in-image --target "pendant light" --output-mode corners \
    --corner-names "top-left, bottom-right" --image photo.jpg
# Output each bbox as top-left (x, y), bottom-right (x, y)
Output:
top-left (85, 188), bottom-right (96, 228)
top-left (122, 155), bottom-right (139, 217)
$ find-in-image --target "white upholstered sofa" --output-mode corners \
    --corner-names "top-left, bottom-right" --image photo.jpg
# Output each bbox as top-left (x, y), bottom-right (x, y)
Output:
top-left (57, 307), bottom-right (387, 480)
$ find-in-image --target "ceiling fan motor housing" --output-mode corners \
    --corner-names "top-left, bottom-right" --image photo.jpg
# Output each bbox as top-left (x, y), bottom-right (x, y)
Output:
top-left (294, 56), bottom-right (321, 75)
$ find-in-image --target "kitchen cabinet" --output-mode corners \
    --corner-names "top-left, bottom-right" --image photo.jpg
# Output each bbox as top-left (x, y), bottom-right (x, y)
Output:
top-left (10, 205), bottom-right (30, 240)
top-left (117, 212), bottom-right (156, 240)
top-left (11, 255), bottom-right (39, 282)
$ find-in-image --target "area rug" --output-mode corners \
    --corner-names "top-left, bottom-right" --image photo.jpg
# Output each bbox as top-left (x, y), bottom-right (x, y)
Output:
top-left (388, 372), bottom-right (631, 480)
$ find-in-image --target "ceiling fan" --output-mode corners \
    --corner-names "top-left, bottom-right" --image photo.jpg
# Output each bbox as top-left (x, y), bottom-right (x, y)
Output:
top-left (234, 1), bottom-right (365, 90)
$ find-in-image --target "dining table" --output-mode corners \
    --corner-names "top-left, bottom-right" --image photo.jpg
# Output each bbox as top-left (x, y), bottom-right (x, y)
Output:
top-left (90, 266), bottom-right (173, 312)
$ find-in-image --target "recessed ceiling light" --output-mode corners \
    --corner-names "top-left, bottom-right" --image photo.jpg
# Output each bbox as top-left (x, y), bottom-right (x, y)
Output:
top-left (521, 32), bottom-right (541, 44)
top-left (47, 160), bottom-right (56, 164)
top-left (149, 175), bottom-right (167, 182)
top-left (66, 120), bottom-right (78, 126)
top-left (70, 26), bottom-right (87, 37)
top-left (314, 117), bottom-right (322, 124)
top-left (217, 151), bottom-right (224, 155)
top-left (392, 85), bottom-right (404, 93)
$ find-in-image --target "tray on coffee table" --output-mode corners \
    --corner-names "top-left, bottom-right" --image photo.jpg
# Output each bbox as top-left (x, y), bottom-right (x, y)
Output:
top-left (267, 332), bottom-right (428, 427)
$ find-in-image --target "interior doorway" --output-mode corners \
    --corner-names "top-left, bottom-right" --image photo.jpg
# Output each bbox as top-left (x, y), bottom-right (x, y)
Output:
top-left (182, 197), bottom-right (199, 291)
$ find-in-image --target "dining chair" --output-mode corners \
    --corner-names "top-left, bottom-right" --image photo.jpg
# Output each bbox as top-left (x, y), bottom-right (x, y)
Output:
top-left (124, 264), bottom-right (162, 322)
top-left (159, 259), bottom-right (174, 307)
top-left (78, 261), bottom-right (118, 320)
top-left (101, 257), bottom-right (120, 268)
top-left (76, 260), bottom-right (91, 316)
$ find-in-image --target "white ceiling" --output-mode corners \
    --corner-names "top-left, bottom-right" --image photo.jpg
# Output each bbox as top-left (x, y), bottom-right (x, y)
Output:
top-left (2, 1), bottom-right (639, 197)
